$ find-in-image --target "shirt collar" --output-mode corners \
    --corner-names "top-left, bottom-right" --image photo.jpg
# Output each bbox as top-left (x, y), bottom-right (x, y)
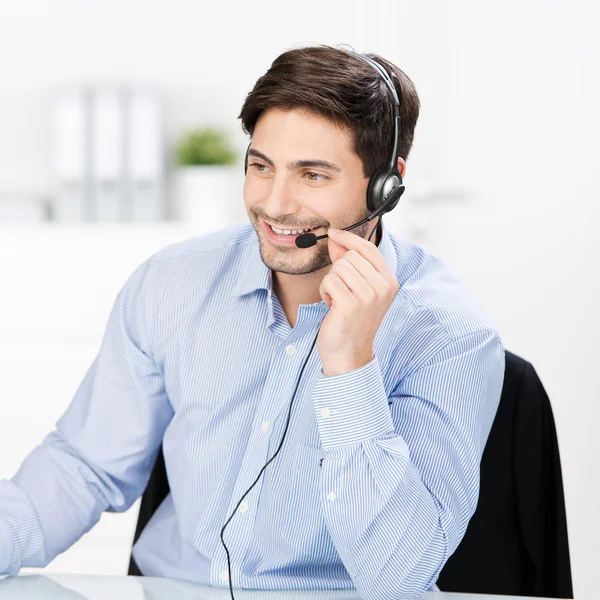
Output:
top-left (232, 219), bottom-right (398, 298)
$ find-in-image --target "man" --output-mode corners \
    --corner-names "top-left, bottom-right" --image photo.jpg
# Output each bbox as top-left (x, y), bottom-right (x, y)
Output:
top-left (0, 46), bottom-right (504, 599)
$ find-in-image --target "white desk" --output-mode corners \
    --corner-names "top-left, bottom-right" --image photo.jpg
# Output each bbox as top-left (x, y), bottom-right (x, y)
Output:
top-left (0, 574), bottom-right (563, 600)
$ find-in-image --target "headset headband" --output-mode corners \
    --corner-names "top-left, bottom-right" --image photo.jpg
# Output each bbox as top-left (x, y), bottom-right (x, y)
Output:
top-left (351, 52), bottom-right (402, 172)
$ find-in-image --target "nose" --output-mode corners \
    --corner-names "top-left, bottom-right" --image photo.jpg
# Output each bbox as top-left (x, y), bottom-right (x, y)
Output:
top-left (262, 175), bottom-right (300, 220)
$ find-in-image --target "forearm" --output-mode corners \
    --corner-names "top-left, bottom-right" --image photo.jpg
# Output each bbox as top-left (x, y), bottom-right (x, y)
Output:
top-left (312, 330), bottom-right (504, 599)
top-left (0, 259), bottom-right (171, 575)
top-left (318, 437), bottom-right (448, 599)
top-left (0, 430), bottom-right (126, 574)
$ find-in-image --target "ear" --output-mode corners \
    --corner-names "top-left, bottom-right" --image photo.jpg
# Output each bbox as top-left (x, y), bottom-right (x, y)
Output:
top-left (397, 157), bottom-right (407, 178)
top-left (327, 236), bottom-right (347, 264)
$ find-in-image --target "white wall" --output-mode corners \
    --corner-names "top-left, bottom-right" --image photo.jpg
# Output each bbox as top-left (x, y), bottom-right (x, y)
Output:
top-left (396, 5), bottom-right (600, 600)
top-left (0, 0), bottom-right (421, 195)
top-left (0, 0), bottom-right (598, 598)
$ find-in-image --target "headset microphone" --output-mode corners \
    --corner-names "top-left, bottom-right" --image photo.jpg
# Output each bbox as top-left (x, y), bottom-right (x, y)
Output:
top-left (295, 185), bottom-right (405, 248)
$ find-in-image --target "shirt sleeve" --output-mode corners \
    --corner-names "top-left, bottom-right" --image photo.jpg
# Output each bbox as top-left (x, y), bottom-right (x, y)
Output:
top-left (311, 328), bottom-right (505, 600)
top-left (0, 259), bottom-right (173, 574)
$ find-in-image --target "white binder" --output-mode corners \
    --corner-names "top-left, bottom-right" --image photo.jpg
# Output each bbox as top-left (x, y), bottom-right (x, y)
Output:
top-left (127, 89), bottom-right (164, 221)
top-left (52, 88), bottom-right (91, 221)
top-left (91, 87), bottom-right (126, 221)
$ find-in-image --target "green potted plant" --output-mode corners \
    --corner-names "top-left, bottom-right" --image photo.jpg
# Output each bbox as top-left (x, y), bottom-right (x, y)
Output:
top-left (173, 127), bottom-right (243, 224)
top-left (175, 127), bottom-right (237, 167)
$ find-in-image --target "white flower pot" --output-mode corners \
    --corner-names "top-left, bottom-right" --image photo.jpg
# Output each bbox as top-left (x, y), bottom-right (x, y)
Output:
top-left (174, 165), bottom-right (245, 227)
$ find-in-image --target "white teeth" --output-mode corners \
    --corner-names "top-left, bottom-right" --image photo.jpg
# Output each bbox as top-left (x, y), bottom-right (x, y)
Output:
top-left (270, 225), bottom-right (313, 235)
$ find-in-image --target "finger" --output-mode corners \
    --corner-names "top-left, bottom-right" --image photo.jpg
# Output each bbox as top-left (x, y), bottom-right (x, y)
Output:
top-left (327, 236), bottom-right (347, 264)
top-left (327, 228), bottom-right (389, 277)
top-left (319, 275), bottom-right (334, 306)
top-left (332, 258), bottom-right (377, 303)
top-left (341, 250), bottom-right (392, 297)
top-left (320, 272), bottom-right (354, 307)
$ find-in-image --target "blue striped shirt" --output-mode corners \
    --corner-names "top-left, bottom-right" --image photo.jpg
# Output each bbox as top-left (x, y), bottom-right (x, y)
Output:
top-left (0, 221), bottom-right (504, 599)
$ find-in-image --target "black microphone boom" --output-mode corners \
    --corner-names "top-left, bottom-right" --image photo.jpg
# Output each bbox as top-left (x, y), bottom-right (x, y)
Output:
top-left (294, 187), bottom-right (403, 249)
top-left (294, 218), bottom-right (368, 248)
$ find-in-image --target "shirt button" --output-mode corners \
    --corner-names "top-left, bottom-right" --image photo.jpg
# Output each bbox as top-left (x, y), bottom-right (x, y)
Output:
top-left (220, 569), bottom-right (229, 582)
top-left (261, 420), bottom-right (271, 432)
top-left (327, 492), bottom-right (336, 502)
top-left (320, 408), bottom-right (332, 418)
top-left (285, 344), bottom-right (296, 355)
top-left (238, 501), bottom-right (249, 513)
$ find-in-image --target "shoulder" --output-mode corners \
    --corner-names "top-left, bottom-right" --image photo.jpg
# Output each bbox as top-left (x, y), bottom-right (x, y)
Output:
top-left (136, 223), bottom-right (256, 340)
top-left (389, 230), bottom-right (498, 336)
top-left (384, 230), bottom-right (502, 372)
top-left (139, 222), bottom-right (256, 289)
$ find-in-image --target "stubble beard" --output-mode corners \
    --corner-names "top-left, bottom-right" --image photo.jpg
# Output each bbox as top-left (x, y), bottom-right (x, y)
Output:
top-left (249, 208), bottom-right (373, 276)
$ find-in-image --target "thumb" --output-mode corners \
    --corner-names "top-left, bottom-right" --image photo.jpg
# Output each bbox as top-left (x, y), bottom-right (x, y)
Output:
top-left (327, 236), bottom-right (346, 263)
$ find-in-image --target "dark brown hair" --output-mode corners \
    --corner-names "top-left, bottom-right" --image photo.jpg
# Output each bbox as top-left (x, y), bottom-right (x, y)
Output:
top-left (238, 44), bottom-right (420, 178)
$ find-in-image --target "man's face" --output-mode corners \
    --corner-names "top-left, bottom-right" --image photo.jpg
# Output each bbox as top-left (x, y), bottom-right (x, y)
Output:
top-left (243, 108), bottom-right (372, 275)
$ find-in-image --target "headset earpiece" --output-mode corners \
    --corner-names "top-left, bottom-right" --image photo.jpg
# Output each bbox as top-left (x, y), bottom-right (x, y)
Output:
top-left (366, 165), bottom-right (405, 213)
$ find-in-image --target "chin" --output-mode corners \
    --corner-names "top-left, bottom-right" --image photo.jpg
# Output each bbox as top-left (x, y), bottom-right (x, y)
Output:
top-left (258, 241), bottom-right (331, 276)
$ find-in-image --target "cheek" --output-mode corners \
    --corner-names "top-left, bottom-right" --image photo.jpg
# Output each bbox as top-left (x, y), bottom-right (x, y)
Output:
top-left (348, 182), bottom-right (370, 217)
top-left (321, 184), bottom-right (367, 219)
top-left (242, 176), bottom-right (251, 202)
top-left (243, 176), bottom-right (263, 209)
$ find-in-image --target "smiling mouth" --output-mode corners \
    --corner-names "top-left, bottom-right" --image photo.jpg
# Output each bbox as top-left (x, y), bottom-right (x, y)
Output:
top-left (264, 221), bottom-right (321, 236)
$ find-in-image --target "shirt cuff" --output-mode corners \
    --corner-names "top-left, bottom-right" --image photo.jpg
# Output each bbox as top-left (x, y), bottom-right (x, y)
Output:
top-left (0, 514), bottom-right (15, 575)
top-left (312, 356), bottom-right (395, 449)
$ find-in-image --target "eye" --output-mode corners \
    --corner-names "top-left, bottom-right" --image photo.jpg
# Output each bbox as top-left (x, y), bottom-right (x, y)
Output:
top-left (304, 171), bottom-right (328, 182)
top-left (249, 162), bottom-right (270, 173)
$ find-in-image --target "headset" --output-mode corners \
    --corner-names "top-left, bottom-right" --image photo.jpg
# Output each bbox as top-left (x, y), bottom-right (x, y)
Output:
top-left (244, 51), bottom-right (405, 248)
top-left (222, 51), bottom-right (405, 599)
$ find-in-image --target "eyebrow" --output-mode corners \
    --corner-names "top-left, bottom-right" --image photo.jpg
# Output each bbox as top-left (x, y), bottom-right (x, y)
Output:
top-left (247, 148), bottom-right (342, 173)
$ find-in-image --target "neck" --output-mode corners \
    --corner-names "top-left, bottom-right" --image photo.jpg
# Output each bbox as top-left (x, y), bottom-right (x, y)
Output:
top-left (272, 265), bottom-right (327, 310)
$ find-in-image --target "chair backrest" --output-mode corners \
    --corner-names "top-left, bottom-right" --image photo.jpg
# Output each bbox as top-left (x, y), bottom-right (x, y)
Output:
top-left (128, 443), bottom-right (169, 576)
top-left (437, 351), bottom-right (573, 598)
top-left (129, 351), bottom-right (573, 598)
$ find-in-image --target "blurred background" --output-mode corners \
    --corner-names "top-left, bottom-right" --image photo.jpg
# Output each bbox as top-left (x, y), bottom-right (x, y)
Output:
top-left (0, 0), bottom-right (598, 597)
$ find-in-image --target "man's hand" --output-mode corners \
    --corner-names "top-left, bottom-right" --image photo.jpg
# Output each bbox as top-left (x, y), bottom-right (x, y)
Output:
top-left (317, 228), bottom-right (400, 377)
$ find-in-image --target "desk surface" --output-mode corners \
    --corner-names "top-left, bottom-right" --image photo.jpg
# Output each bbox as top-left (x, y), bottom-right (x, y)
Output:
top-left (0, 574), bottom-right (561, 600)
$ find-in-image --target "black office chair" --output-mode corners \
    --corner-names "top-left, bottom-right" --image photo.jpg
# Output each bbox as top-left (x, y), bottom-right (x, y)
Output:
top-left (128, 351), bottom-right (573, 599)
top-left (437, 351), bottom-right (573, 598)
